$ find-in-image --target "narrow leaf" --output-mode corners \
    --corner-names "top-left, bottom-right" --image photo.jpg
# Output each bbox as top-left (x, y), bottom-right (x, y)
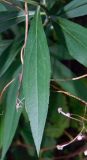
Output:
top-left (63, 0), bottom-right (87, 18)
top-left (23, 8), bottom-right (51, 155)
top-left (57, 17), bottom-right (87, 67)
top-left (1, 69), bottom-right (22, 160)
top-left (64, 0), bottom-right (87, 11)
top-left (0, 37), bottom-right (23, 77)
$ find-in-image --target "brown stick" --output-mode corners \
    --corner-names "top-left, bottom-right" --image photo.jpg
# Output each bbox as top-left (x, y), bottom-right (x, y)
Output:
top-left (0, 79), bottom-right (15, 101)
top-left (20, 1), bottom-right (29, 64)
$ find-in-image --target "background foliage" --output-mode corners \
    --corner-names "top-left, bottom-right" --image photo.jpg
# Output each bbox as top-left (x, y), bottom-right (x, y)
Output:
top-left (0, 0), bottom-right (87, 159)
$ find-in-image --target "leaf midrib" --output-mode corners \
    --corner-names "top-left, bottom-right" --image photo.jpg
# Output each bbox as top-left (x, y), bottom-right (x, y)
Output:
top-left (35, 8), bottom-right (39, 138)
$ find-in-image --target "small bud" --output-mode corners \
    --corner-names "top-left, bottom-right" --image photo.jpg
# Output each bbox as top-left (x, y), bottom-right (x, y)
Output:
top-left (77, 134), bottom-right (83, 141)
top-left (58, 107), bottom-right (62, 113)
top-left (16, 103), bottom-right (19, 109)
top-left (56, 145), bottom-right (64, 150)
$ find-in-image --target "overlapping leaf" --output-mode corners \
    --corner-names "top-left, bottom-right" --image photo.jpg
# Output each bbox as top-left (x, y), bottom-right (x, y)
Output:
top-left (62, 0), bottom-right (87, 18)
top-left (1, 69), bottom-right (22, 160)
top-left (57, 17), bottom-right (87, 67)
top-left (0, 37), bottom-right (23, 77)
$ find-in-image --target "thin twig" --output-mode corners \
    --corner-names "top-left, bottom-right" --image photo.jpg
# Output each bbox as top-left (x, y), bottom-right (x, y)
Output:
top-left (56, 90), bottom-right (87, 105)
top-left (1, 0), bottom-right (23, 11)
top-left (57, 126), bottom-right (85, 150)
top-left (17, 1), bottom-right (28, 98)
top-left (40, 145), bottom-right (87, 160)
top-left (0, 78), bottom-right (15, 101)
top-left (20, 1), bottom-right (28, 65)
top-left (64, 130), bottom-right (74, 140)
top-left (40, 146), bottom-right (56, 153)
top-left (54, 145), bottom-right (87, 159)
top-left (13, 140), bottom-right (33, 150)
top-left (57, 103), bottom-right (87, 151)
top-left (51, 74), bottom-right (87, 82)
top-left (51, 84), bottom-right (87, 105)
top-left (71, 114), bottom-right (87, 122)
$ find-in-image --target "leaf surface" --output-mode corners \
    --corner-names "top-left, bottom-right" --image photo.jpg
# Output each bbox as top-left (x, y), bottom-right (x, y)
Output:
top-left (57, 18), bottom-right (87, 67)
top-left (0, 11), bottom-right (25, 32)
top-left (23, 8), bottom-right (51, 155)
top-left (52, 59), bottom-right (87, 102)
top-left (0, 37), bottom-right (23, 77)
top-left (1, 70), bottom-right (22, 160)
top-left (63, 0), bottom-right (87, 18)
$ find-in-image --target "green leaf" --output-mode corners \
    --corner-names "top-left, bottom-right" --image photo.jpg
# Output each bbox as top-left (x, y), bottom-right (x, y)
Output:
top-left (0, 118), bottom-right (4, 148)
top-left (50, 43), bottom-right (72, 60)
top-left (57, 17), bottom-right (87, 67)
top-left (20, 119), bottom-right (35, 156)
top-left (19, 0), bottom-right (38, 6)
top-left (62, 0), bottom-right (87, 18)
top-left (1, 69), bottom-right (22, 160)
top-left (23, 8), bottom-right (51, 155)
top-left (0, 11), bottom-right (25, 33)
top-left (0, 61), bottom-right (19, 92)
top-left (46, 0), bottom-right (59, 9)
top-left (0, 36), bottom-right (23, 77)
top-left (52, 59), bottom-right (87, 102)
top-left (45, 94), bottom-right (69, 138)
top-left (0, 40), bottom-right (12, 56)
top-left (0, 3), bottom-right (6, 11)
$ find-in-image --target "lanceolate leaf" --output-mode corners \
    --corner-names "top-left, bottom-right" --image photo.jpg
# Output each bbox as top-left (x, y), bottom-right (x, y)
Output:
top-left (1, 70), bottom-right (22, 160)
top-left (64, 0), bottom-right (87, 10)
top-left (57, 17), bottom-right (87, 67)
top-left (23, 7), bottom-right (51, 155)
top-left (62, 0), bottom-right (87, 18)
